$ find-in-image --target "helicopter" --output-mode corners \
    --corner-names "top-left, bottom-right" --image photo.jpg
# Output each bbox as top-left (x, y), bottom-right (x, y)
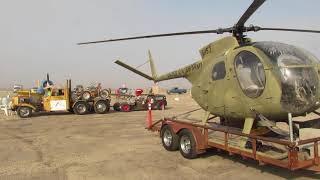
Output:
top-left (78, 0), bottom-right (320, 142)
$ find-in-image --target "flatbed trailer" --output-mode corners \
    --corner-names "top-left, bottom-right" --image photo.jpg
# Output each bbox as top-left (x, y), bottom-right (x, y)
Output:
top-left (148, 118), bottom-right (320, 172)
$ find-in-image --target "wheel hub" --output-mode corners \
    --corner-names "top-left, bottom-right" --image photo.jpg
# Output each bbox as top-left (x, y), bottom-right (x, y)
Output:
top-left (97, 103), bottom-right (106, 111)
top-left (77, 104), bottom-right (86, 113)
top-left (180, 135), bottom-right (191, 154)
top-left (122, 104), bottom-right (129, 111)
top-left (20, 107), bottom-right (30, 116)
top-left (163, 129), bottom-right (173, 146)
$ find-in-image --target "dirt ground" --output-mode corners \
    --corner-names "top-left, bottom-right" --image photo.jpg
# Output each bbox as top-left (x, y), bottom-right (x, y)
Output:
top-left (0, 92), bottom-right (319, 180)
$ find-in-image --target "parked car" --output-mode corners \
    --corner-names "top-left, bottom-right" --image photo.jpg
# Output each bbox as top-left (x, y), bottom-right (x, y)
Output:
top-left (167, 87), bottom-right (187, 94)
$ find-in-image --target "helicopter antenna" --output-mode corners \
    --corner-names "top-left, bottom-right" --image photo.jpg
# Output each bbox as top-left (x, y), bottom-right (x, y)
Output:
top-left (78, 0), bottom-right (320, 45)
top-left (135, 60), bottom-right (149, 69)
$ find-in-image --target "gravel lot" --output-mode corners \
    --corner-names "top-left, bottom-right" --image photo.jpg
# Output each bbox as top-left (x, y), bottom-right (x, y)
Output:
top-left (0, 92), bottom-right (319, 180)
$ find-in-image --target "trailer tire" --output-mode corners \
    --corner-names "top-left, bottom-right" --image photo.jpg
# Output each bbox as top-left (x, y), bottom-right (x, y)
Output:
top-left (161, 125), bottom-right (179, 151)
top-left (73, 101), bottom-right (88, 115)
top-left (94, 100), bottom-right (109, 114)
top-left (178, 129), bottom-right (198, 159)
top-left (17, 106), bottom-right (32, 118)
top-left (113, 102), bottom-right (121, 111)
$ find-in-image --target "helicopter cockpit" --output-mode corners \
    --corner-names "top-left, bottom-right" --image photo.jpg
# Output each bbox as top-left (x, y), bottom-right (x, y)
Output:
top-left (235, 51), bottom-right (266, 98)
top-left (253, 42), bottom-right (320, 114)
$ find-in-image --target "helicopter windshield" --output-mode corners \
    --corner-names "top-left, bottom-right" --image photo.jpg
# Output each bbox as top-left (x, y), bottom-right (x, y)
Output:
top-left (253, 42), bottom-right (319, 114)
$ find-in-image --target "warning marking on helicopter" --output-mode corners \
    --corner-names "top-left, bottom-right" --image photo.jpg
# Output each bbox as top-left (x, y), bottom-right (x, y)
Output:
top-left (200, 45), bottom-right (212, 58)
top-left (167, 62), bottom-right (202, 79)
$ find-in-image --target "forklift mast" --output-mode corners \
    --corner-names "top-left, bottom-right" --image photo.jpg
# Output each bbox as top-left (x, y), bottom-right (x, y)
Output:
top-left (66, 79), bottom-right (72, 110)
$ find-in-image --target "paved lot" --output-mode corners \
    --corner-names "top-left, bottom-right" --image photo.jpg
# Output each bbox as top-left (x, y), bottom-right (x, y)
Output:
top-left (0, 93), bottom-right (319, 180)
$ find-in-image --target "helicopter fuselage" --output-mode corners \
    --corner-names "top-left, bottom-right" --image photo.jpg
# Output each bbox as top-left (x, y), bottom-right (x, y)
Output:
top-left (113, 36), bottom-right (320, 122)
top-left (186, 36), bottom-right (320, 121)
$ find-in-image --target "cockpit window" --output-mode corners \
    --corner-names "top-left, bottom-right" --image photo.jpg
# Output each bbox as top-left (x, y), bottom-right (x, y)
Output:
top-left (235, 51), bottom-right (266, 98)
top-left (212, 61), bottom-right (226, 80)
top-left (253, 42), bottom-right (316, 66)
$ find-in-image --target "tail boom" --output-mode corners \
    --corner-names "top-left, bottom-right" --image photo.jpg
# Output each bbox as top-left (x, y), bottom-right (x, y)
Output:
top-left (155, 61), bottom-right (202, 82)
top-left (114, 51), bottom-right (202, 83)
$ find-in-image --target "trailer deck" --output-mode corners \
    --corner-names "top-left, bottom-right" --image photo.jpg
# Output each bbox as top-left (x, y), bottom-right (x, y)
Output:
top-left (149, 118), bottom-right (320, 172)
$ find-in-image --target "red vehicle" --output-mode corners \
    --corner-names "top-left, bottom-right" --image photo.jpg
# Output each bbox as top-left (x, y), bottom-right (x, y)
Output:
top-left (113, 89), bottom-right (167, 112)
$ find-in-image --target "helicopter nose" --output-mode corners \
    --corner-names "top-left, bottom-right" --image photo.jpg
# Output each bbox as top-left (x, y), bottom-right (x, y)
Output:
top-left (279, 68), bottom-right (319, 114)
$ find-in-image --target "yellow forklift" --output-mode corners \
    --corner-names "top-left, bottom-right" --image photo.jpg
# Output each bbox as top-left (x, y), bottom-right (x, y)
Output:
top-left (11, 76), bottom-right (110, 118)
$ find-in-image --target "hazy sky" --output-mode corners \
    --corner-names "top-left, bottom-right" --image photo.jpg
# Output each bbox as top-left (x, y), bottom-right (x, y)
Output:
top-left (1, 0), bottom-right (320, 89)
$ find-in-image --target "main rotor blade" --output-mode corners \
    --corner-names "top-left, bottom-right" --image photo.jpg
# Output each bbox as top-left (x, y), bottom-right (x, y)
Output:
top-left (78, 29), bottom-right (231, 45)
top-left (258, 27), bottom-right (320, 33)
top-left (236, 0), bottom-right (266, 27)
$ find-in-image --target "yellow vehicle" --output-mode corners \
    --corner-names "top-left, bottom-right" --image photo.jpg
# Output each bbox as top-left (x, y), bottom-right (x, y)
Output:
top-left (11, 79), bottom-right (111, 118)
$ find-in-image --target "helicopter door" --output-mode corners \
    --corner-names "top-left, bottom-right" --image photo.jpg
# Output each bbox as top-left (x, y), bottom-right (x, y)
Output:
top-left (196, 60), bottom-right (214, 110)
top-left (209, 61), bottom-right (227, 111)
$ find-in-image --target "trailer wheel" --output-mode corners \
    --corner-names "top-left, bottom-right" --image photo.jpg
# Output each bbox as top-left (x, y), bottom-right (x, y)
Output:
top-left (81, 91), bottom-right (91, 100)
top-left (94, 100), bottom-right (109, 114)
top-left (73, 101), bottom-right (88, 115)
top-left (121, 104), bottom-right (130, 112)
top-left (17, 106), bottom-right (32, 118)
top-left (113, 102), bottom-right (121, 111)
top-left (161, 125), bottom-right (179, 151)
top-left (178, 129), bottom-right (198, 159)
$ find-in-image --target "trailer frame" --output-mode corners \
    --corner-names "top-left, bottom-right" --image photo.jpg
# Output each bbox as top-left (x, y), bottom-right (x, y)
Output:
top-left (149, 118), bottom-right (320, 172)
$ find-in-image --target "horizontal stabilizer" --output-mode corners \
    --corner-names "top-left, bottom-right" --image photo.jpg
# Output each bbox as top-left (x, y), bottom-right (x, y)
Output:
top-left (114, 60), bottom-right (154, 81)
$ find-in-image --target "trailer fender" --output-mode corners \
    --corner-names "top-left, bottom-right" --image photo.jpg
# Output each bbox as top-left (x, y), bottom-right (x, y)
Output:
top-left (161, 122), bottom-right (206, 152)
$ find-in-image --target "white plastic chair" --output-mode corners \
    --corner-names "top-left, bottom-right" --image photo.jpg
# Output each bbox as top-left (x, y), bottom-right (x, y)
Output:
top-left (0, 95), bottom-right (11, 116)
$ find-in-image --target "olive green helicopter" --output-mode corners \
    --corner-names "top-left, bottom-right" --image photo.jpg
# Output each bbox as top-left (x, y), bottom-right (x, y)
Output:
top-left (79, 0), bottom-right (320, 141)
